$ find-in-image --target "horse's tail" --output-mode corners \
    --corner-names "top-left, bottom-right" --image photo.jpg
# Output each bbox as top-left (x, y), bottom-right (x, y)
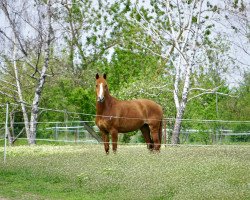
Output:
top-left (159, 118), bottom-right (163, 145)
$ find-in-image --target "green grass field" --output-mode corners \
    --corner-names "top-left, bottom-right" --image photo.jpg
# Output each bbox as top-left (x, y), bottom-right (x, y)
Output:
top-left (0, 144), bottom-right (250, 200)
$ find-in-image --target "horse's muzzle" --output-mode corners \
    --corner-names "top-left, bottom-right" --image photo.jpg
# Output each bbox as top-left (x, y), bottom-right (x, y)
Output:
top-left (97, 96), bottom-right (105, 103)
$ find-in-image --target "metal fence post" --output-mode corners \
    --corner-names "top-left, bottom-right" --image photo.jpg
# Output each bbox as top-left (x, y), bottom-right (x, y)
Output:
top-left (4, 102), bottom-right (9, 164)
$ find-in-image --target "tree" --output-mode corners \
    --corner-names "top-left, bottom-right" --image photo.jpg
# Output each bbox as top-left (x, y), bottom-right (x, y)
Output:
top-left (29, 0), bottom-right (53, 144)
top-left (0, 0), bottom-right (125, 143)
top-left (129, 0), bottom-right (248, 144)
top-left (220, 71), bottom-right (250, 121)
top-left (0, 0), bottom-right (54, 144)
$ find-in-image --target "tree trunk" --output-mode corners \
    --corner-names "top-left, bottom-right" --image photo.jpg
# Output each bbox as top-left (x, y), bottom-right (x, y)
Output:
top-left (29, 0), bottom-right (52, 145)
top-left (171, 60), bottom-right (192, 144)
top-left (7, 114), bottom-right (13, 145)
top-left (13, 35), bottom-right (31, 142)
top-left (6, 127), bottom-right (13, 145)
top-left (171, 0), bottom-right (203, 144)
top-left (172, 108), bottom-right (184, 144)
top-left (172, 81), bottom-right (190, 144)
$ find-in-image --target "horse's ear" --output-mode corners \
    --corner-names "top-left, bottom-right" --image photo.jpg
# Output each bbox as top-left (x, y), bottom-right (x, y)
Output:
top-left (96, 73), bottom-right (99, 80)
top-left (103, 73), bottom-right (107, 80)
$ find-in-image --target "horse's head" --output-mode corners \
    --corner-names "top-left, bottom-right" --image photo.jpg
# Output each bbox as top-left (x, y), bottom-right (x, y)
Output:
top-left (95, 73), bottom-right (108, 103)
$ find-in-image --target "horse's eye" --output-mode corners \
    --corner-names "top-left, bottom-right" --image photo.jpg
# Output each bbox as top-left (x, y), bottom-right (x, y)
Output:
top-left (96, 85), bottom-right (98, 88)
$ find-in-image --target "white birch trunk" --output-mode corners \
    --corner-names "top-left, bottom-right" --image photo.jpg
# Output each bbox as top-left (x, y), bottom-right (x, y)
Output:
top-left (173, 57), bottom-right (181, 111)
top-left (172, 63), bottom-right (192, 144)
top-left (13, 35), bottom-right (31, 142)
top-left (171, 0), bottom-right (203, 144)
top-left (29, 0), bottom-right (52, 144)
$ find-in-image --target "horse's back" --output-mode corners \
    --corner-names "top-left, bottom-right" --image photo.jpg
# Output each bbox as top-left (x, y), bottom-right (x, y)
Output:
top-left (134, 99), bottom-right (163, 119)
top-left (118, 98), bottom-right (163, 120)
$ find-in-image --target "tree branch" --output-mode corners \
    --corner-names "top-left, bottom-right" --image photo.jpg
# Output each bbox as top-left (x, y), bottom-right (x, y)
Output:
top-left (0, 90), bottom-right (15, 99)
top-left (188, 91), bottom-right (238, 102)
top-left (0, 79), bottom-right (17, 88)
top-left (188, 85), bottom-right (221, 93)
top-left (132, 40), bottom-right (165, 58)
top-left (0, 84), bottom-right (18, 94)
top-left (0, 0), bottom-right (28, 56)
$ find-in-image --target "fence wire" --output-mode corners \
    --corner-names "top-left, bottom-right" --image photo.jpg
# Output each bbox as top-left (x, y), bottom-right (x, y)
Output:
top-left (0, 103), bottom-right (249, 145)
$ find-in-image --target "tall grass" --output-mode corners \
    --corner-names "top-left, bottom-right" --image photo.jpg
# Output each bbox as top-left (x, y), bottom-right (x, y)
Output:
top-left (0, 144), bottom-right (250, 200)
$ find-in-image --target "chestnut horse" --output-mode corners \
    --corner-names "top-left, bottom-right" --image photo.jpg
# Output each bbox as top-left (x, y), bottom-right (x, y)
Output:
top-left (95, 73), bottom-right (163, 154)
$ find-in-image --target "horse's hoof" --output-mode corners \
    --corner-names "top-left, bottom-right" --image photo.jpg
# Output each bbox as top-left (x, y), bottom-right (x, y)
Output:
top-left (153, 149), bottom-right (161, 154)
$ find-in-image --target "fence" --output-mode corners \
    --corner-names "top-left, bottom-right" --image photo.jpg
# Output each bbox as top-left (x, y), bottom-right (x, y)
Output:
top-left (0, 103), bottom-right (250, 146)
top-left (1, 119), bottom-right (249, 145)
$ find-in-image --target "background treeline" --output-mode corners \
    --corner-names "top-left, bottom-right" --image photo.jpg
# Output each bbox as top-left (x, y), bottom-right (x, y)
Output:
top-left (0, 0), bottom-right (249, 144)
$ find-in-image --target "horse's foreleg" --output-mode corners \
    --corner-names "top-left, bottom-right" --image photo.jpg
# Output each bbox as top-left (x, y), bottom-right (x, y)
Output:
top-left (110, 129), bottom-right (118, 153)
top-left (102, 132), bottom-right (109, 154)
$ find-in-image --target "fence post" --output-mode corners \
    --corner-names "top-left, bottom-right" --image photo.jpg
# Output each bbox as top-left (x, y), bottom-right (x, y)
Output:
top-left (77, 127), bottom-right (79, 142)
top-left (4, 102), bottom-right (9, 164)
top-left (64, 110), bottom-right (68, 141)
top-left (54, 123), bottom-right (58, 140)
top-left (164, 120), bottom-right (167, 147)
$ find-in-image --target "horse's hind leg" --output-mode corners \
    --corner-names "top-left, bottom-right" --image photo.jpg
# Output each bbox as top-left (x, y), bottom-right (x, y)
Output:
top-left (140, 124), bottom-right (153, 150)
top-left (149, 123), bottom-right (161, 151)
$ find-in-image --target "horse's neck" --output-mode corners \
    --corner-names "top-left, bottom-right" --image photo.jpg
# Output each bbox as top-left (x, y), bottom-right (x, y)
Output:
top-left (96, 93), bottom-right (115, 115)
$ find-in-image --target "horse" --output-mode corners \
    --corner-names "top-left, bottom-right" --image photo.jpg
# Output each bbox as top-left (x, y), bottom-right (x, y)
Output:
top-left (95, 73), bottom-right (163, 154)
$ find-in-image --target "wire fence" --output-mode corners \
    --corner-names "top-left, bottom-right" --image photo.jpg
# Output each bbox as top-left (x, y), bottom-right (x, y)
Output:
top-left (0, 102), bottom-right (250, 145)
top-left (0, 119), bottom-right (249, 145)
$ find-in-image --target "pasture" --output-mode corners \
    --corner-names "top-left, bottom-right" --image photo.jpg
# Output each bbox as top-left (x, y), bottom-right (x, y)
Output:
top-left (0, 144), bottom-right (250, 200)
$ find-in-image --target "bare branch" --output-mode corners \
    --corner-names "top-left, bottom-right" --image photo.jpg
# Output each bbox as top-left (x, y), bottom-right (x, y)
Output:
top-left (139, 90), bottom-right (163, 97)
top-left (188, 91), bottom-right (238, 102)
top-left (0, 0), bottom-right (28, 56)
top-left (0, 90), bottom-right (15, 99)
top-left (0, 79), bottom-right (17, 88)
top-left (135, 4), bottom-right (164, 41)
top-left (188, 85), bottom-right (221, 93)
top-left (0, 84), bottom-right (18, 94)
top-left (148, 83), bottom-right (171, 90)
top-left (132, 40), bottom-right (165, 58)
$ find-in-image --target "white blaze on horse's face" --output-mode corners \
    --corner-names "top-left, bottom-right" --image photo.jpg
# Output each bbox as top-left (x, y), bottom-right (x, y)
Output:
top-left (97, 83), bottom-right (105, 103)
top-left (96, 73), bottom-right (107, 103)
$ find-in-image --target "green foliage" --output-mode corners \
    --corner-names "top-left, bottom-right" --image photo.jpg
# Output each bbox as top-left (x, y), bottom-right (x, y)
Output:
top-left (188, 131), bottom-right (211, 145)
top-left (107, 48), bottom-right (160, 93)
top-left (68, 87), bottom-right (95, 121)
top-left (39, 75), bottom-right (96, 122)
top-left (220, 72), bottom-right (249, 121)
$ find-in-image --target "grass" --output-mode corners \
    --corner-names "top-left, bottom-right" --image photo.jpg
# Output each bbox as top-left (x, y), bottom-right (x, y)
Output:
top-left (0, 144), bottom-right (250, 200)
